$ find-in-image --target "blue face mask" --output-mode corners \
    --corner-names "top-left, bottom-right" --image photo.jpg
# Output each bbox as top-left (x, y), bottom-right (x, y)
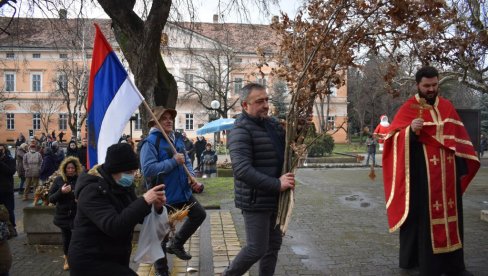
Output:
top-left (117, 173), bottom-right (134, 187)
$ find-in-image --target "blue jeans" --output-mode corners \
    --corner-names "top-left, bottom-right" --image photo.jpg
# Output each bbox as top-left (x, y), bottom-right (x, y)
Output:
top-left (366, 152), bottom-right (376, 166)
top-left (223, 211), bottom-right (282, 276)
top-left (18, 176), bottom-right (25, 193)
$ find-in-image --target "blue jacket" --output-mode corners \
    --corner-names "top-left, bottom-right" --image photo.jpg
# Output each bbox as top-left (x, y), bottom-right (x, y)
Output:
top-left (140, 129), bottom-right (194, 205)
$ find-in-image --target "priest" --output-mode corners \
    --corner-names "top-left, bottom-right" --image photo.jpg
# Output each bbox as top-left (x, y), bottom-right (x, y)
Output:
top-left (382, 66), bottom-right (479, 276)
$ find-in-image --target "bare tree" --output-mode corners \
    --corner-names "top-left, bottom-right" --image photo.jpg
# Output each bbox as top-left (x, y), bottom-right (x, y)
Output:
top-left (20, 92), bottom-right (64, 134)
top-left (179, 42), bottom-right (241, 119)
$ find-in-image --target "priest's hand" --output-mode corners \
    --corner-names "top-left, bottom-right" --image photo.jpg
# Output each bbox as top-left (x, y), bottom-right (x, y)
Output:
top-left (411, 118), bottom-right (424, 133)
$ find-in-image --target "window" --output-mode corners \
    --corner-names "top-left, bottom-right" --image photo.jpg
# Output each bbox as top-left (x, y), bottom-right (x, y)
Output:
top-left (31, 73), bottom-right (42, 92)
top-left (85, 53), bottom-right (92, 59)
top-left (184, 74), bottom-right (194, 91)
top-left (33, 53), bottom-right (41, 59)
top-left (234, 57), bottom-right (242, 63)
top-left (257, 77), bottom-right (267, 87)
top-left (4, 72), bottom-right (15, 92)
top-left (234, 77), bottom-right (243, 92)
top-left (6, 52), bottom-right (14, 59)
top-left (57, 73), bottom-right (68, 91)
top-left (59, 114), bottom-right (68, 130)
top-left (185, 114), bottom-right (194, 130)
top-left (327, 116), bottom-right (336, 130)
top-left (134, 113), bottom-right (142, 130)
top-left (33, 113), bottom-right (41, 130)
top-left (59, 53), bottom-right (68, 59)
top-left (6, 113), bottom-right (14, 130)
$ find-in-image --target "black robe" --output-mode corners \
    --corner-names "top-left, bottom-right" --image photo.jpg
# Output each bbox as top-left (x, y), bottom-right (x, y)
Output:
top-left (399, 130), bottom-right (468, 276)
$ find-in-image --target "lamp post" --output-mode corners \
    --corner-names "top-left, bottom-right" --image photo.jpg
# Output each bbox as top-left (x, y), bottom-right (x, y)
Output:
top-left (210, 100), bottom-right (220, 147)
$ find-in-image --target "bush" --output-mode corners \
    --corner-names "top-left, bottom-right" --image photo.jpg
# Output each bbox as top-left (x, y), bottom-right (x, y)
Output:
top-left (307, 134), bottom-right (335, 157)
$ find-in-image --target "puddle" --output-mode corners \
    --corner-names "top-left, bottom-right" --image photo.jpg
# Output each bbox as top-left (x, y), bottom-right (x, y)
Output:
top-left (340, 192), bottom-right (375, 209)
top-left (288, 231), bottom-right (329, 271)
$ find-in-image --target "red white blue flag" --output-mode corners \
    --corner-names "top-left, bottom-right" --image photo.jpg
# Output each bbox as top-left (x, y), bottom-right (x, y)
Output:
top-left (87, 24), bottom-right (144, 169)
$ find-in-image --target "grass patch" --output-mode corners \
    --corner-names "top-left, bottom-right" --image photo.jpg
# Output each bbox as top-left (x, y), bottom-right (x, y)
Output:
top-left (334, 143), bottom-right (368, 153)
top-left (194, 177), bottom-right (234, 209)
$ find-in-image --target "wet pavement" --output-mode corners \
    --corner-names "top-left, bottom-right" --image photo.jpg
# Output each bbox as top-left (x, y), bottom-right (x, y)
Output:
top-left (224, 167), bottom-right (488, 275)
top-left (7, 166), bottom-right (488, 275)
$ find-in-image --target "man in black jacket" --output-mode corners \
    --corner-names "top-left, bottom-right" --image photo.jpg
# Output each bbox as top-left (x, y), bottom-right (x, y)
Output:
top-left (0, 144), bottom-right (17, 235)
top-left (223, 83), bottom-right (295, 276)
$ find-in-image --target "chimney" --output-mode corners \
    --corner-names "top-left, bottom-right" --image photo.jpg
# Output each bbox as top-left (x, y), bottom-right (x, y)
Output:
top-left (272, 16), bottom-right (279, 24)
top-left (213, 14), bottom-right (219, 23)
top-left (59, 9), bottom-right (67, 19)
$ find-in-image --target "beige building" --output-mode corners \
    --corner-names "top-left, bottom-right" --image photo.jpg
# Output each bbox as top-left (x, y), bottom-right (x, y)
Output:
top-left (0, 17), bottom-right (348, 145)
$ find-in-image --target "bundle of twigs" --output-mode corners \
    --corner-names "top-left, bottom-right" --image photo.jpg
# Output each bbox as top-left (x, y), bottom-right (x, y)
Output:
top-left (167, 203), bottom-right (195, 233)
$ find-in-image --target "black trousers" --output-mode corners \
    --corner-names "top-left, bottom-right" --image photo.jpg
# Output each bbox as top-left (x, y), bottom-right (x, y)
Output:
top-left (0, 192), bottom-right (15, 227)
top-left (154, 196), bottom-right (206, 272)
top-left (60, 227), bottom-right (72, 256)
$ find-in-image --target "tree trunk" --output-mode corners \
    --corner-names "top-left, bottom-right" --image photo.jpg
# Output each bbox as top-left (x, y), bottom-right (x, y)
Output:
top-left (97, 0), bottom-right (178, 135)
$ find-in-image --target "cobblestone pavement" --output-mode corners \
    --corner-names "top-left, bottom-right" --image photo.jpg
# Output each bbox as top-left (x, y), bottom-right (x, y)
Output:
top-left (223, 167), bottom-right (488, 276)
top-left (7, 167), bottom-right (488, 276)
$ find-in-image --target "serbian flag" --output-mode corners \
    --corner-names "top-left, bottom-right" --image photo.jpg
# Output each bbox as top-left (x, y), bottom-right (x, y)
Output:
top-left (87, 24), bottom-right (144, 169)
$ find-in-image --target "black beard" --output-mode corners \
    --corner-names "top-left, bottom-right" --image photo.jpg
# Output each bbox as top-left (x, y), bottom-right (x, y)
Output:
top-left (417, 90), bottom-right (437, 105)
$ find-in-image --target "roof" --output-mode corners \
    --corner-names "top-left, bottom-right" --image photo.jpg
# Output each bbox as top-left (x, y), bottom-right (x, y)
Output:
top-left (0, 17), bottom-right (114, 50)
top-left (0, 17), bottom-right (278, 54)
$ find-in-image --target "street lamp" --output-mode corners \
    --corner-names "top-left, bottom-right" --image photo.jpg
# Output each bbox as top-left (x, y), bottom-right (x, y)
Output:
top-left (210, 100), bottom-right (220, 147)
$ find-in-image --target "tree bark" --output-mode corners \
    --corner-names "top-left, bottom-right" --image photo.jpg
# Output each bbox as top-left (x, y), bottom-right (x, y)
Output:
top-left (97, 0), bottom-right (178, 135)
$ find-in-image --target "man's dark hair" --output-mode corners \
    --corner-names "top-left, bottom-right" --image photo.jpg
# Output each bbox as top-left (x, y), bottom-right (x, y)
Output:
top-left (240, 83), bottom-right (266, 105)
top-left (415, 66), bottom-right (439, 83)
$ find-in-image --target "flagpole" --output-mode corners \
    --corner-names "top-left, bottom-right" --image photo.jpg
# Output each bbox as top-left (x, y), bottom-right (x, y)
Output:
top-left (141, 100), bottom-right (195, 183)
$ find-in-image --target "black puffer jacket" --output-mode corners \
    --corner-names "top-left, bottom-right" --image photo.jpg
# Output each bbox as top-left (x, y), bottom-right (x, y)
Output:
top-left (48, 156), bottom-right (83, 229)
top-left (68, 164), bottom-right (151, 275)
top-left (228, 111), bottom-right (285, 211)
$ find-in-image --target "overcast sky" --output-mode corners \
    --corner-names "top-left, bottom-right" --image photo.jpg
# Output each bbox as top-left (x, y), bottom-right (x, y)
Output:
top-left (1, 0), bottom-right (303, 24)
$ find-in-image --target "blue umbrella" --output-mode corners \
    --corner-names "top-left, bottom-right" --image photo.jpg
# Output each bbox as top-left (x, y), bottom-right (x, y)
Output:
top-left (196, 118), bottom-right (235, 135)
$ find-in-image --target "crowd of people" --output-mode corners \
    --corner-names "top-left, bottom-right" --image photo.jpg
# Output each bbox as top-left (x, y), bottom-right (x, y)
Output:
top-left (0, 70), bottom-right (482, 276)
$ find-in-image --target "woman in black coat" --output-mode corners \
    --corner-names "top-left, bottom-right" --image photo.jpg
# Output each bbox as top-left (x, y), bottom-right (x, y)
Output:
top-left (48, 156), bottom-right (83, 271)
top-left (68, 143), bottom-right (166, 276)
top-left (0, 144), bottom-right (16, 233)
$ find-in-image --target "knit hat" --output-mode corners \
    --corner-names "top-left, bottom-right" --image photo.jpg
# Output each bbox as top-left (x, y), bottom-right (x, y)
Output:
top-left (104, 143), bottom-right (139, 174)
top-left (148, 106), bottom-right (177, 128)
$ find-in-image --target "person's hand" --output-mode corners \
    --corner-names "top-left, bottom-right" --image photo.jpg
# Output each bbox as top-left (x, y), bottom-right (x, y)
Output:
top-left (61, 184), bottom-right (71, 193)
top-left (279, 172), bottom-right (295, 192)
top-left (411, 118), bottom-right (424, 133)
top-left (143, 184), bottom-right (166, 206)
top-left (188, 176), bottom-right (203, 193)
top-left (174, 153), bottom-right (185, 165)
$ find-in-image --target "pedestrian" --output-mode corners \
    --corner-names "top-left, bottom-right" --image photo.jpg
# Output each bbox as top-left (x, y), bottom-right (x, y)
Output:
top-left (40, 147), bottom-right (58, 185)
top-left (140, 107), bottom-right (205, 276)
top-left (66, 141), bottom-right (78, 158)
top-left (201, 143), bottom-right (217, 178)
top-left (223, 83), bottom-right (295, 276)
top-left (194, 136), bottom-right (206, 170)
top-left (22, 144), bottom-right (43, 201)
top-left (382, 66), bottom-right (480, 276)
top-left (0, 204), bottom-right (13, 276)
top-left (15, 133), bottom-right (26, 148)
top-left (51, 130), bottom-right (56, 142)
top-left (68, 143), bottom-right (166, 275)
top-left (480, 134), bottom-right (487, 158)
top-left (51, 141), bottom-right (65, 169)
top-left (182, 132), bottom-right (195, 167)
top-left (48, 156), bottom-right (83, 271)
top-left (58, 131), bottom-right (64, 143)
top-left (126, 135), bottom-right (135, 151)
top-left (40, 132), bottom-right (47, 143)
top-left (77, 138), bottom-right (88, 170)
top-left (15, 143), bottom-right (28, 195)
top-left (0, 144), bottom-right (17, 237)
top-left (365, 134), bottom-right (376, 166)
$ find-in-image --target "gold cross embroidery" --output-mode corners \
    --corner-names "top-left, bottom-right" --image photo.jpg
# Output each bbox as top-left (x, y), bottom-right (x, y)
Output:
top-left (447, 155), bottom-right (454, 163)
top-left (430, 155), bottom-right (439, 166)
top-left (448, 198), bottom-right (455, 209)
top-left (433, 200), bottom-right (442, 211)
